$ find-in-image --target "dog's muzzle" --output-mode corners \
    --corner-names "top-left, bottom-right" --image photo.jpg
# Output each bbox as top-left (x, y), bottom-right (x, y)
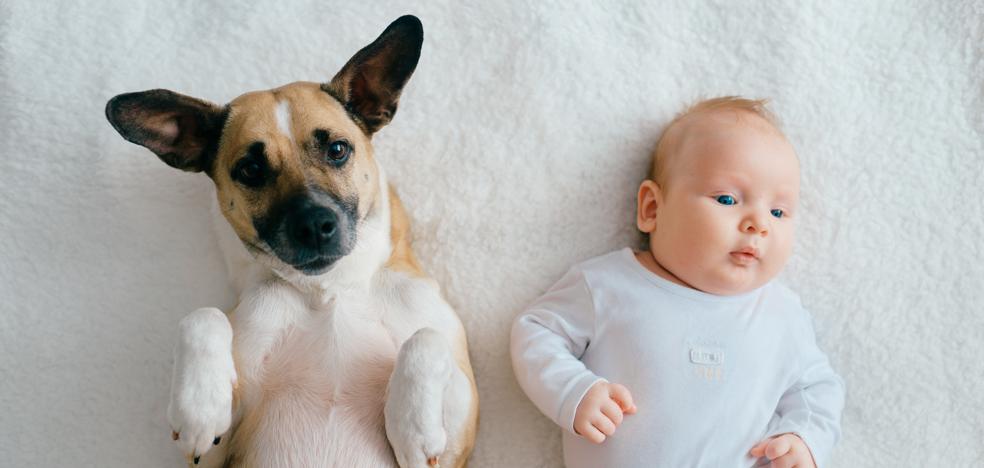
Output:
top-left (287, 203), bottom-right (339, 252)
top-left (254, 191), bottom-right (357, 275)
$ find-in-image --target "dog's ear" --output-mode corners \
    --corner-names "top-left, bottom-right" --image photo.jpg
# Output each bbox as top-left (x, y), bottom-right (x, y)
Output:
top-left (323, 15), bottom-right (423, 135)
top-left (105, 89), bottom-right (227, 173)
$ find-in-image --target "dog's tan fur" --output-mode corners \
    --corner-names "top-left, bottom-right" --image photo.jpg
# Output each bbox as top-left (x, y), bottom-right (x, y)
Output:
top-left (105, 16), bottom-right (477, 468)
top-left (385, 185), bottom-right (479, 468)
top-left (214, 84), bottom-right (383, 243)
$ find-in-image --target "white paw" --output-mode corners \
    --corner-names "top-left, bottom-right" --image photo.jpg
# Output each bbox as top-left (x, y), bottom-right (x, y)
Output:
top-left (392, 424), bottom-right (447, 468)
top-left (166, 308), bottom-right (236, 462)
top-left (386, 328), bottom-right (453, 468)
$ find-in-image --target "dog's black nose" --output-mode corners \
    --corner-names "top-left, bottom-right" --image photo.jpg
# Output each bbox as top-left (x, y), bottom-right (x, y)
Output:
top-left (288, 205), bottom-right (338, 250)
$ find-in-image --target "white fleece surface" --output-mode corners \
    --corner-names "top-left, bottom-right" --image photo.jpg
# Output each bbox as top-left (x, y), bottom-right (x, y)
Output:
top-left (1, 1), bottom-right (981, 467)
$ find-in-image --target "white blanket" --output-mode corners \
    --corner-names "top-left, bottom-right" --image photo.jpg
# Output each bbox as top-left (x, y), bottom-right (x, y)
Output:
top-left (1, 1), bottom-right (981, 466)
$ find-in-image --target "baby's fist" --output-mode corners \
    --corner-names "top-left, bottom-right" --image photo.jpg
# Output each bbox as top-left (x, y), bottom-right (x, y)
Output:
top-left (749, 433), bottom-right (816, 468)
top-left (573, 381), bottom-right (637, 444)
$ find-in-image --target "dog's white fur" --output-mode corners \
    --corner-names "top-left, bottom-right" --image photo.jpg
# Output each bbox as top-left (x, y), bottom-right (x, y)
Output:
top-left (274, 100), bottom-right (295, 147)
top-left (167, 307), bottom-right (237, 459)
top-left (165, 112), bottom-right (475, 467)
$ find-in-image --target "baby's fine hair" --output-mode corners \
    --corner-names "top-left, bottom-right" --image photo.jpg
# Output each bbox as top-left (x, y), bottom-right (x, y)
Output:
top-left (649, 96), bottom-right (782, 184)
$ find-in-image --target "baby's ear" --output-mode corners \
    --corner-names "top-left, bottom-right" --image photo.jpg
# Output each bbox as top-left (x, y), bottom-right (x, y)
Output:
top-left (636, 180), bottom-right (661, 233)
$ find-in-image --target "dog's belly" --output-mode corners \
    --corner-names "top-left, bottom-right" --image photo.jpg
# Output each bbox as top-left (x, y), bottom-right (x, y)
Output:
top-left (230, 307), bottom-right (400, 468)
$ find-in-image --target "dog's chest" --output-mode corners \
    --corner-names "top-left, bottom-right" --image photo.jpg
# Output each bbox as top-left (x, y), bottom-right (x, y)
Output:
top-left (231, 291), bottom-right (402, 466)
top-left (248, 290), bottom-right (398, 401)
top-left (263, 296), bottom-right (396, 396)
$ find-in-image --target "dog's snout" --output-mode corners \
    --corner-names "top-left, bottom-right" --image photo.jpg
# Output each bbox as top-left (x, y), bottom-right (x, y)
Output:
top-left (253, 190), bottom-right (357, 275)
top-left (288, 206), bottom-right (338, 250)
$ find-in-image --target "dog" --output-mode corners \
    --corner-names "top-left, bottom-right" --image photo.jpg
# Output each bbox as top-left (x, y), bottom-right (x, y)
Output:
top-left (104, 15), bottom-right (478, 468)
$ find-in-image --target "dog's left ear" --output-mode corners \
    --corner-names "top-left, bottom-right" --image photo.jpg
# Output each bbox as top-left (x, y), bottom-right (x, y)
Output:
top-left (323, 15), bottom-right (423, 135)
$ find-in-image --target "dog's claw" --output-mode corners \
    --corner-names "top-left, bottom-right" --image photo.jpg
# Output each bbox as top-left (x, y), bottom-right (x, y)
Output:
top-left (172, 431), bottom-right (179, 441)
top-left (194, 455), bottom-right (200, 464)
top-left (213, 436), bottom-right (221, 445)
top-left (427, 456), bottom-right (439, 467)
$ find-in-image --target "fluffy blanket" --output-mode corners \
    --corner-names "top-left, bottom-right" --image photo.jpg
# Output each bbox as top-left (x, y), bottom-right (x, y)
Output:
top-left (1, 1), bottom-right (981, 466)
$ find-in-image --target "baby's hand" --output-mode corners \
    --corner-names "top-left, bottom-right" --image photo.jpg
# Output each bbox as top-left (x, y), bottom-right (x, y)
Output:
top-left (749, 433), bottom-right (816, 468)
top-left (573, 381), bottom-right (637, 444)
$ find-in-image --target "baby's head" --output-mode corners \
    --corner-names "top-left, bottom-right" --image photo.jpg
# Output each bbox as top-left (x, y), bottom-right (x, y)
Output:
top-left (636, 97), bottom-right (800, 295)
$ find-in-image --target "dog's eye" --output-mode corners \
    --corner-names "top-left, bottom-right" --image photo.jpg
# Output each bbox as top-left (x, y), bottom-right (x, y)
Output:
top-left (232, 158), bottom-right (265, 187)
top-left (324, 141), bottom-right (351, 164)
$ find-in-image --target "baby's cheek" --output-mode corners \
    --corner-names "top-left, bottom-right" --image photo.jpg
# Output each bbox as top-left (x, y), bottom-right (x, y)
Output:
top-left (677, 239), bottom-right (712, 274)
top-left (759, 247), bottom-right (792, 286)
top-left (773, 234), bottom-right (796, 266)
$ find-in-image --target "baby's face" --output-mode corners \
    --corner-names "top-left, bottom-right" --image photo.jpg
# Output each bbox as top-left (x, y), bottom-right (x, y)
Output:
top-left (640, 112), bottom-right (800, 295)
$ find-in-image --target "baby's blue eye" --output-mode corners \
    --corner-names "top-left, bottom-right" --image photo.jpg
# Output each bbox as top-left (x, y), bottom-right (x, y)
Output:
top-left (715, 195), bottom-right (736, 205)
top-left (771, 209), bottom-right (784, 218)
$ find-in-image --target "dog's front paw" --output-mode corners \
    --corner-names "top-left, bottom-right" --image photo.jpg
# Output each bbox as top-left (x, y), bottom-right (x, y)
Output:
top-left (387, 404), bottom-right (448, 468)
top-left (386, 328), bottom-right (453, 468)
top-left (166, 308), bottom-right (236, 463)
top-left (389, 414), bottom-right (447, 468)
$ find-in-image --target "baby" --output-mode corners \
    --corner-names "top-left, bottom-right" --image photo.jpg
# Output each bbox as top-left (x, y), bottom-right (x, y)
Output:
top-left (511, 97), bottom-right (845, 468)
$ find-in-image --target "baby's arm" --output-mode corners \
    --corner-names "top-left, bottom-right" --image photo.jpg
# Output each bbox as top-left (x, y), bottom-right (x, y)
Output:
top-left (511, 267), bottom-right (630, 439)
top-left (751, 312), bottom-right (845, 468)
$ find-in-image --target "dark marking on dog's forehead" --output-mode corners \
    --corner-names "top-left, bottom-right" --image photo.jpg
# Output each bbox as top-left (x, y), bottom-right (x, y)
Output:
top-left (312, 129), bottom-right (331, 145)
top-left (247, 141), bottom-right (265, 158)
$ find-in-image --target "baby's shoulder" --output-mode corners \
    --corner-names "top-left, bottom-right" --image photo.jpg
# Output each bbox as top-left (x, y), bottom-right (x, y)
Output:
top-left (571, 248), bottom-right (640, 285)
top-left (761, 281), bottom-right (817, 333)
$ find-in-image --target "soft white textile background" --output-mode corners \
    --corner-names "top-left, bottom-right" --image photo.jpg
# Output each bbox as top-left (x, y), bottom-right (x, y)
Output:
top-left (1, 1), bottom-right (982, 466)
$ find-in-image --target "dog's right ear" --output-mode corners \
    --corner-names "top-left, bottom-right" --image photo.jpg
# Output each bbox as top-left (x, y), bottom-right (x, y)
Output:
top-left (105, 89), bottom-right (227, 173)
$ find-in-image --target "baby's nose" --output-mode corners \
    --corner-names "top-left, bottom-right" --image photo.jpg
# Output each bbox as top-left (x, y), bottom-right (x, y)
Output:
top-left (741, 216), bottom-right (769, 236)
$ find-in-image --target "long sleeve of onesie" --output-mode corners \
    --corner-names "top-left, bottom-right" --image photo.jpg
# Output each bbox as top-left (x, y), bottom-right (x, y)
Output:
top-left (510, 266), bottom-right (605, 433)
top-left (763, 310), bottom-right (846, 468)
